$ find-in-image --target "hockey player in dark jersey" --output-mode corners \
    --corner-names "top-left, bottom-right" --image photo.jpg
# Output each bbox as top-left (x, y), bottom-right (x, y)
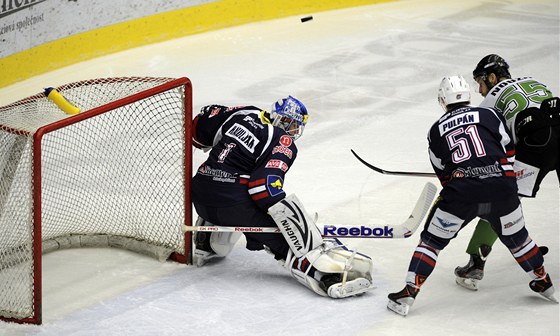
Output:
top-left (455, 54), bottom-right (560, 290)
top-left (387, 76), bottom-right (558, 316)
top-left (191, 96), bottom-right (374, 299)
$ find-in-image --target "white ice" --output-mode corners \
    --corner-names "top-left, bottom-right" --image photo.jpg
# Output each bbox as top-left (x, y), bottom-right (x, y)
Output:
top-left (1, 0), bottom-right (558, 335)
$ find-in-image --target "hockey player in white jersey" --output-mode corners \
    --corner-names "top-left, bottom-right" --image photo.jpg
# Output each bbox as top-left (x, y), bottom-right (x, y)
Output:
top-left (455, 54), bottom-right (560, 290)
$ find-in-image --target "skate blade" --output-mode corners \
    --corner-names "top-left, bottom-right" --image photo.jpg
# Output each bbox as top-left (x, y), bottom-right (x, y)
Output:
top-left (193, 249), bottom-right (219, 267)
top-left (387, 299), bottom-right (410, 316)
top-left (538, 288), bottom-right (559, 304)
top-left (456, 277), bottom-right (479, 291)
top-left (327, 278), bottom-right (374, 298)
top-left (540, 293), bottom-right (560, 303)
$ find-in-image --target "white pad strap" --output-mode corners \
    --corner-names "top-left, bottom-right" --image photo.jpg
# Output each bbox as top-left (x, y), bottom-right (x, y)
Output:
top-left (284, 249), bottom-right (328, 297)
top-left (312, 239), bottom-right (373, 280)
top-left (269, 194), bottom-right (323, 258)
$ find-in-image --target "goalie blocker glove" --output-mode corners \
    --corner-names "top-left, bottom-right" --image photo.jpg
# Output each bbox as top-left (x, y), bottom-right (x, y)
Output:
top-left (269, 194), bottom-right (374, 298)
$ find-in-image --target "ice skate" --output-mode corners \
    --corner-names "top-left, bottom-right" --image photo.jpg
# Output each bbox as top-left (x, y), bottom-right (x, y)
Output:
top-left (530, 273), bottom-right (559, 303)
top-left (192, 217), bottom-right (217, 267)
top-left (193, 231), bottom-right (217, 267)
top-left (387, 284), bottom-right (419, 316)
top-left (455, 245), bottom-right (491, 291)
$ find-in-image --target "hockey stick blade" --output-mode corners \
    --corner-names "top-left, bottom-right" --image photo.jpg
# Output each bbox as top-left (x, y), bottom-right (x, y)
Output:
top-left (389, 181), bottom-right (437, 238)
top-left (351, 149), bottom-right (436, 177)
top-left (183, 183), bottom-right (436, 238)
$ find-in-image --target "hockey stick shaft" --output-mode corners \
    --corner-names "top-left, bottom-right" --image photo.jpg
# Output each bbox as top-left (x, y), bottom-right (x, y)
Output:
top-left (184, 226), bottom-right (280, 233)
top-left (182, 224), bottom-right (393, 238)
top-left (351, 149), bottom-right (436, 177)
top-left (183, 182), bottom-right (437, 239)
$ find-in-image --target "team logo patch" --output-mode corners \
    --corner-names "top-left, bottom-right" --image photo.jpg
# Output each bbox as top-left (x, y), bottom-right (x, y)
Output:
top-left (265, 159), bottom-right (289, 172)
top-left (266, 175), bottom-right (285, 197)
top-left (428, 208), bottom-right (462, 239)
top-left (436, 217), bottom-right (458, 229)
top-left (279, 135), bottom-right (292, 147)
top-left (272, 145), bottom-right (293, 159)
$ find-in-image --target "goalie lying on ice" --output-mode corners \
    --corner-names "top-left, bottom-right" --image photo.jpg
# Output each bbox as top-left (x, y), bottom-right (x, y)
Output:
top-left (190, 97), bottom-right (373, 298)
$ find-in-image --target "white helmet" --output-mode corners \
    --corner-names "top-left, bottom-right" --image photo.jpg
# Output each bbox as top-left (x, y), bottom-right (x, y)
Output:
top-left (437, 75), bottom-right (471, 111)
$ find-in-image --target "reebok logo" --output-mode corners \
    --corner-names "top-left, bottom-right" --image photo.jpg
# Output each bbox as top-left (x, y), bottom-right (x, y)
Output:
top-left (323, 225), bottom-right (393, 238)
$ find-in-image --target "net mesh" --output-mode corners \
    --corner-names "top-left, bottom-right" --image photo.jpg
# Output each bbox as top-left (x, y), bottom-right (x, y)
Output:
top-left (0, 77), bottom-right (189, 321)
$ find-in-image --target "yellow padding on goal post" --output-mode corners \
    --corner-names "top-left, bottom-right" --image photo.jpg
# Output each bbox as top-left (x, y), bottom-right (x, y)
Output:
top-left (45, 87), bottom-right (81, 115)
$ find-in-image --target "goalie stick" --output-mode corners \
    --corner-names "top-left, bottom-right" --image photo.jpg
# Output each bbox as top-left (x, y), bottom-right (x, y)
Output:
top-left (351, 149), bottom-right (436, 177)
top-left (183, 182), bottom-right (437, 239)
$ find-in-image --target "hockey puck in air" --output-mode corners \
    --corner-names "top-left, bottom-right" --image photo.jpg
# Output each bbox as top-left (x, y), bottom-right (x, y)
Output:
top-left (301, 16), bottom-right (313, 23)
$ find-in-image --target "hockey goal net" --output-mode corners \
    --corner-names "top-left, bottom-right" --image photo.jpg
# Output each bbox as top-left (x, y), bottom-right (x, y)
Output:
top-left (0, 77), bottom-right (192, 324)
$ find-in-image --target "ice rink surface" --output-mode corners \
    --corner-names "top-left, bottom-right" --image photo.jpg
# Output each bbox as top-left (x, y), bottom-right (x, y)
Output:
top-left (1, 0), bottom-right (558, 335)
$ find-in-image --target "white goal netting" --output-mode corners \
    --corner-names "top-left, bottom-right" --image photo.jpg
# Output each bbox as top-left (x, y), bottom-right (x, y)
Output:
top-left (0, 77), bottom-right (192, 324)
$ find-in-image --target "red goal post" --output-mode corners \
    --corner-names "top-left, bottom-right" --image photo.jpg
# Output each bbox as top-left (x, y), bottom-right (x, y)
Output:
top-left (0, 77), bottom-right (192, 325)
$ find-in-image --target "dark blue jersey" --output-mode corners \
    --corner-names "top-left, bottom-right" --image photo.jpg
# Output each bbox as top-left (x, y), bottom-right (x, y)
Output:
top-left (192, 105), bottom-right (298, 210)
top-left (427, 105), bottom-right (518, 201)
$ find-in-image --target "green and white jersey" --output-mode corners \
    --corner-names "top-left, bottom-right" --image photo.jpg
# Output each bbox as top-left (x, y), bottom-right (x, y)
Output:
top-left (479, 77), bottom-right (554, 143)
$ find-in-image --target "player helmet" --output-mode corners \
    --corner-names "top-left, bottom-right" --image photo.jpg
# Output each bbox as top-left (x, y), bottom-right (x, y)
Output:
top-left (270, 96), bottom-right (308, 140)
top-left (472, 54), bottom-right (510, 81)
top-left (438, 75), bottom-right (471, 111)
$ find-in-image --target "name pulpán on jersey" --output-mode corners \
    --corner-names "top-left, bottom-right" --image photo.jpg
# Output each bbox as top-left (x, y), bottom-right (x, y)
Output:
top-left (439, 111), bottom-right (479, 134)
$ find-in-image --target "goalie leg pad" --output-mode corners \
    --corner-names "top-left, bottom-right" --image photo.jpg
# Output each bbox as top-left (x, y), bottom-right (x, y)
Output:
top-left (291, 267), bottom-right (329, 297)
top-left (210, 231), bottom-right (242, 257)
top-left (269, 195), bottom-right (374, 298)
top-left (316, 238), bottom-right (374, 278)
top-left (327, 277), bottom-right (373, 298)
top-left (193, 217), bottom-right (242, 266)
top-left (319, 239), bottom-right (375, 298)
top-left (269, 194), bottom-right (323, 258)
top-left (282, 238), bottom-right (374, 298)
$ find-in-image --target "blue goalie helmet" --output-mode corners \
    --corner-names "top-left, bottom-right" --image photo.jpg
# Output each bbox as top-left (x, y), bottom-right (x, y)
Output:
top-left (270, 96), bottom-right (308, 140)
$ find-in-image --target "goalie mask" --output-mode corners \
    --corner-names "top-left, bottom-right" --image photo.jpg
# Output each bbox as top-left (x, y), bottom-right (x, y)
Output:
top-left (270, 96), bottom-right (308, 140)
top-left (437, 75), bottom-right (471, 112)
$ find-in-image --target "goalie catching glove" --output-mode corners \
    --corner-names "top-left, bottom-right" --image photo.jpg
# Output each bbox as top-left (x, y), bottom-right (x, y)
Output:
top-left (269, 194), bottom-right (374, 298)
